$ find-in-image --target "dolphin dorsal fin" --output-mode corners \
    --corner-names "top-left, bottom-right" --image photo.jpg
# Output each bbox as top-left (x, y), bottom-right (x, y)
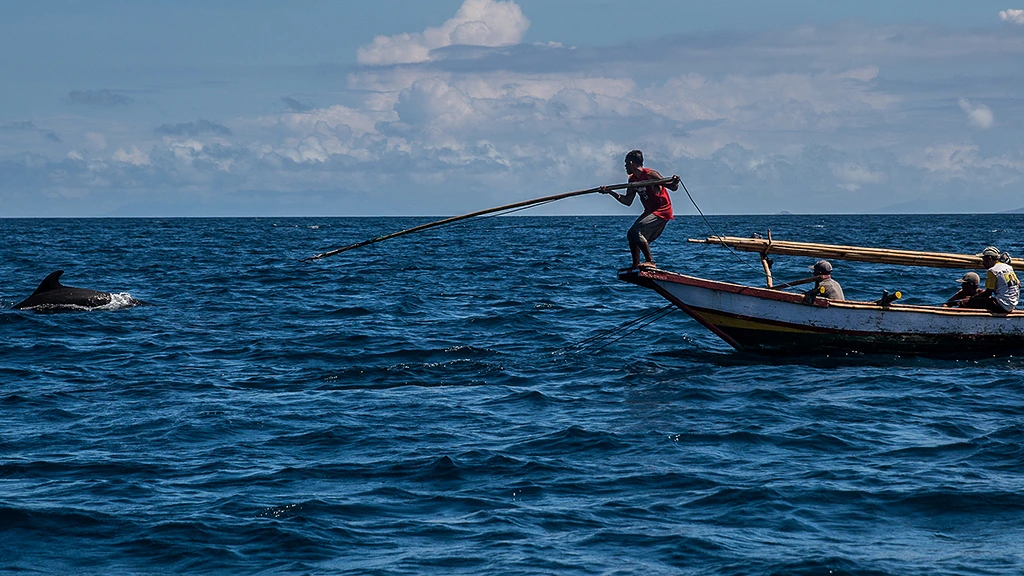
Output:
top-left (31, 270), bottom-right (65, 295)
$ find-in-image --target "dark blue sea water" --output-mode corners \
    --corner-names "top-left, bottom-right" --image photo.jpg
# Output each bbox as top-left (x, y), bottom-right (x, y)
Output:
top-left (2, 214), bottom-right (1024, 575)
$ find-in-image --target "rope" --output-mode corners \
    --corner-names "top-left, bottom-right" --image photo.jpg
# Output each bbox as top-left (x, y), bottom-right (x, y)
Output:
top-left (679, 179), bottom-right (775, 281)
top-left (554, 304), bottom-right (675, 354)
top-left (585, 305), bottom-right (677, 353)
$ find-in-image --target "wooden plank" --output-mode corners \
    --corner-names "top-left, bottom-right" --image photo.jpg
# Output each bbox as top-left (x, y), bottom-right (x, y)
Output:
top-left (688, 236), bottom-right (1024, 269)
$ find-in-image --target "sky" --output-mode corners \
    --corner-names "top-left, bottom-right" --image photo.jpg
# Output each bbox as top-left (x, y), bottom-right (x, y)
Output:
top-left (2, 0), bottom-right (1024, 217)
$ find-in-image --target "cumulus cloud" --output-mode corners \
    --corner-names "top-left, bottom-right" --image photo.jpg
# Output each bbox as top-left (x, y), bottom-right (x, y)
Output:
top-left (394, 77), bottom-right (476, 126)
top-left (958, 98), bottom-right (995, 129)
top-left (357, 0), bottom-right (529, 65)
top-left (155, 119), bottom-right (232, 137)
top-left (67, 89), bottom-right (131, 107)
top-left (1000, 9), bottom-right (1024, 24)
top-left (112, 146), bottom-right (150, 166)
top-left (4, 8), bottom-right (1024, 216)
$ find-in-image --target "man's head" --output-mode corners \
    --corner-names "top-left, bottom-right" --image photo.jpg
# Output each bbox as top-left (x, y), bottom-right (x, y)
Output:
top-left (978, 246), bottom-right (1001, 267)
top-left (812, 260), bottom-right (832, 276)
top-left (624, 150), bottom-right (643, 175)
top-left (957, 271), bottom-right (981, 287)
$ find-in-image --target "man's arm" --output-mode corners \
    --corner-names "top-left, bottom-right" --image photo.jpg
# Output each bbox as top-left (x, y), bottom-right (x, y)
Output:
top-left (600, 186), bottom-right (636, 206)
top-left (644, 169), bottom-right (681, 191)
top-left (982, 270), bottom-right (997, 296)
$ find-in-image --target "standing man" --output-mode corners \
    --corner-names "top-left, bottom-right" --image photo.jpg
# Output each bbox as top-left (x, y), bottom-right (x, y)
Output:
top-left (964, 246), bottom-right (1020, 313)
top-left (602, 150), bottom-right (680, 269)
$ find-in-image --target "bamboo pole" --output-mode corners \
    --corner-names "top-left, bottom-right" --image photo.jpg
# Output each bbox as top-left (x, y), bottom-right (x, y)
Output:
top-left (760, 255), bottom-right (773, 287)
top-left (688, 236), bottom-right (1024, 269)
top-left (302, 177), bottom-right (676, 262)
top-left (759, 228), bottom-right (774, 287)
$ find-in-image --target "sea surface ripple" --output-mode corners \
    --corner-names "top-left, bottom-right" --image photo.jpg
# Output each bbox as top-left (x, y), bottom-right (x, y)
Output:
top-left (2, 215), bottom-right (1023, 575)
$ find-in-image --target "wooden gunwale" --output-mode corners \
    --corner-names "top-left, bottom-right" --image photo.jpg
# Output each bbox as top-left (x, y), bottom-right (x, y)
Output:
top-left (635, 268), bottom-right (1022, 317)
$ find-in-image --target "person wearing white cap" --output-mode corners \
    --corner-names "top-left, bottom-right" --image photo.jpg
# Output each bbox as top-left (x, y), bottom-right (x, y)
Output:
top-left (964, 246), bottom-right (1020, 313)
top-left (943, 272), bottom-right (982, 307)
top-left (807, 260), bottom-right (844, 300)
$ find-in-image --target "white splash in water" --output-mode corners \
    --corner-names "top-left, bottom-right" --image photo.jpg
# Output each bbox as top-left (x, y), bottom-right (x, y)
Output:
top-left (100, 292), bottom-right (145, 310)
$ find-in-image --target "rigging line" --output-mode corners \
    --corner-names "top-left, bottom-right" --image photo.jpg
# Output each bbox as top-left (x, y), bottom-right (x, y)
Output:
top-left (575, 306), bottom-right (676, 353)
top-left (579, 304), bottom-right (675, 346)
top-left (555, 304), bottom-right (675, 354)
top-left (679, 179), bottom-right (775, 281)
top-left (585, 306), bottom-right (678, 353)
top-left (554, 309), bottom-right (667, 354)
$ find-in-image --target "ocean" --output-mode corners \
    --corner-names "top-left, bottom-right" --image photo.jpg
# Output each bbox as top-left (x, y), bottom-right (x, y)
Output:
top-left (2, 214), bottom-right (1023, 575)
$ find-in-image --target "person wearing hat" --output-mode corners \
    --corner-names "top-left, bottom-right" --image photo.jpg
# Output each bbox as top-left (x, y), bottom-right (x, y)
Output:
top-left (943, 272), bottom-right (982, 307)
top-left (601, 150), bottom-right (680, 270)
top-left (807, 260), bottom-right (844, 300)
top-left (963, 246), bottom-right (1020, 313)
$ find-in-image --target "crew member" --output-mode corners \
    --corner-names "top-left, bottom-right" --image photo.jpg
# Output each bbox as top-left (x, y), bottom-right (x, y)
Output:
top-left (601, 150), bottom-right (680, 270)
top-left (807, 260), bottom-right (844, 300)
top-left (943, 272), bottom-right (982, 307)
top-left (964, 246), bottom-right (1020, 313)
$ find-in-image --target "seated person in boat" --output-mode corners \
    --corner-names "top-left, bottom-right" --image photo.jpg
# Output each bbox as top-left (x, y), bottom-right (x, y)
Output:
top-left (601, 149), bottom-right (680, 270)
top-left (943, 272), bottom-right (982, 307)
top-left (963, 246), bottom-right (1020, 313)
top-left (806, 260), bottom-right (844, 301)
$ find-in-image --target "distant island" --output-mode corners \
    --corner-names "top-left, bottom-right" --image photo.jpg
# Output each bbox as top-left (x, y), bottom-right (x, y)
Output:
top-left (1007, 207), bottom-right (1024, 213)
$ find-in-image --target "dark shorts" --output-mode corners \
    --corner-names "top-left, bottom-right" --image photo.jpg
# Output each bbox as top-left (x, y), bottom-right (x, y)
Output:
top-left (627, 213), bottom-right (668, 244)
top-left (964, 294), bottom-right (1010, 313)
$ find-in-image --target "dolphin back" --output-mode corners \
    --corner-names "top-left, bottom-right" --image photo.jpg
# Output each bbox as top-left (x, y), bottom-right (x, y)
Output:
top-left (14, 270), bottom-right (115, 310)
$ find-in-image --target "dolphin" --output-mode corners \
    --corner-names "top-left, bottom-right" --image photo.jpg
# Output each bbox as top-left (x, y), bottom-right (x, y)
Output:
top-left (13, 270), bottom-right (146, 311)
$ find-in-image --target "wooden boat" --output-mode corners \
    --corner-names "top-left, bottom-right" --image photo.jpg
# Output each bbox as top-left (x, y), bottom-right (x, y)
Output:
top-left (618, 235), bottom-right (1024, 356)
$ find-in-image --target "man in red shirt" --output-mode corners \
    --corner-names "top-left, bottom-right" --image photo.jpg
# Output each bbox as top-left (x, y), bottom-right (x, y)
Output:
top-left (602, 150), bottom-right (680, 269)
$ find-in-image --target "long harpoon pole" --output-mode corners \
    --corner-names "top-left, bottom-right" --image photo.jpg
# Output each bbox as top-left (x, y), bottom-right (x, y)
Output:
top-left (302, 177), bottom-right (676, 262)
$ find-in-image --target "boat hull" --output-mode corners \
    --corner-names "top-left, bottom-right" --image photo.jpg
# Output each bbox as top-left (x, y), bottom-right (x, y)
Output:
top-left (619, 268), bottom-right (1024, 356)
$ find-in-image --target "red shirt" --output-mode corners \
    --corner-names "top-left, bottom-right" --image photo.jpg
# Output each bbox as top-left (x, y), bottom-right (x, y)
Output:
top-left (629, 167), bottom-right (673, 221)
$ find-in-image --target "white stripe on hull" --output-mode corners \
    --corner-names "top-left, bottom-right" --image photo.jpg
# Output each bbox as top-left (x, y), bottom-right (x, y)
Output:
top-left (652, 275), bottom-right (1024, 337)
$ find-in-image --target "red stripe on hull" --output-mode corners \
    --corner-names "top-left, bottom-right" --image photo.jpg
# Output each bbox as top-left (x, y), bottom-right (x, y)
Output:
top-left (619, 268), bottom-right (1024, 356)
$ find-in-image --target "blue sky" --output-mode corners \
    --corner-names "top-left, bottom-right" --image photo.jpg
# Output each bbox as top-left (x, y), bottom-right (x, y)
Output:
top-left (2, 0), bottom-right (1023, 216)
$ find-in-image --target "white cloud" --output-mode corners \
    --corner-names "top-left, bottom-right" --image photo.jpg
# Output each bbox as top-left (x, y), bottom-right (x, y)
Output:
top-left (1000, 9), bottom-right (1024, 24)
top-left (650, 68), bottom-right (897, 131)
top-left (903, 144), bottom-right (980, 174)
top-left (112, 146), bottom-right (150, 166)
top-left (395, 77), bottom-right (476, 126)
top-left (832, 163), bottom-right (886, 191)
top-left (4, 11), bottom-right (1024, 215)
top-left (357, 0), bottom-right (529, 65)
top-left (958, 98), bottom-right (995, 129)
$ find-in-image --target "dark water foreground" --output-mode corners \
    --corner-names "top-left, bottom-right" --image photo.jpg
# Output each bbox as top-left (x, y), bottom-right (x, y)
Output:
top-left (2, 215), bottom-right (1023, 575)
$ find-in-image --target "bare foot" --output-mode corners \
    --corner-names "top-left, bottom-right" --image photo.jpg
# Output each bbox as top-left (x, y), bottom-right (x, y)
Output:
top-left (638, 261), bottom-right (656, 269)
